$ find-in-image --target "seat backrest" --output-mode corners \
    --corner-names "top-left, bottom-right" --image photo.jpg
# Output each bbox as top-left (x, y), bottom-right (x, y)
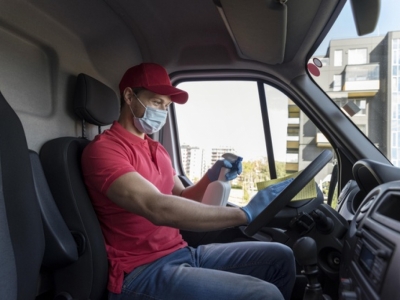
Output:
top-left (40, 137), bottom-right (108, 299)
top-left (29, 149), bottom-right (81, 298)
top-left (29, 150), bottom-right (79, 269)
top-left (0, 91), bottom-right (45, 300)
top-left (39, 73), bottom-right (120, 299)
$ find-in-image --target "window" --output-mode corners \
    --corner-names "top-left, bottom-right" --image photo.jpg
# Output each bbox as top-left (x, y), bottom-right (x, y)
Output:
top-left (287, 128), bottom-right (299, 135)
top-left (334, 98), bottom-right (366, 116)
top-left (354, 99), bottom-right (366, 115)
top-left (287, 127), bottom-right (300, 140)
top-left (309, 0), bottom-right (400, 177)
top-left (175, 80), bottom-right (333, 206)
top-left (333, 75), bottom-right (342, 91)
top-left (348, 48), bottom-right (367, 65)
top-left (334, 50), bottom-right (342, 66)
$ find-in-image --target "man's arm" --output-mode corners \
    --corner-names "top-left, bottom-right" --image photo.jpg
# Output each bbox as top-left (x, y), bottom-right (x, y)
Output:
top-left (172, 174), bottom-right (211, 202)
top-left (107, 171), bottom-right (247, 231)
top-left (172, 156), bottom-right (243, 202)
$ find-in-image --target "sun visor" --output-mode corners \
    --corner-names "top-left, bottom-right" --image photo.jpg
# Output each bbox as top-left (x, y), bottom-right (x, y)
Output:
top-left (215, 0), bottom-right (287, 64)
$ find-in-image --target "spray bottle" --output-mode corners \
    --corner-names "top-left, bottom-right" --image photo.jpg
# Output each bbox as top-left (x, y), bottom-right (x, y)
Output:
top-left (202, 153), bottom-right (242, 206)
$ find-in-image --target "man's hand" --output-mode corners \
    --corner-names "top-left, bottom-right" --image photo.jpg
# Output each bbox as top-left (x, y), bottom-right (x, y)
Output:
top-left (207, 157), bottom-right (243, 182)
top-left (240, 178), bottom-right (294, 223)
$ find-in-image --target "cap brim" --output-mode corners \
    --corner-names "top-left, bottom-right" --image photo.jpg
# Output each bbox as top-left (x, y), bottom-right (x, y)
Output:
top-left (143, 85), bottom-right (188, 104)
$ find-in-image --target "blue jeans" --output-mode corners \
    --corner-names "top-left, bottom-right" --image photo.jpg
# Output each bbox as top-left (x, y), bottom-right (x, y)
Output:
top-left (109, 241), bottom-right (296, 300)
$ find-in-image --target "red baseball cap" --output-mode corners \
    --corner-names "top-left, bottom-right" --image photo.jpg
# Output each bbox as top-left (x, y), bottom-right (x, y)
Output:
top-left (119, 63), bottom-right (188, 104)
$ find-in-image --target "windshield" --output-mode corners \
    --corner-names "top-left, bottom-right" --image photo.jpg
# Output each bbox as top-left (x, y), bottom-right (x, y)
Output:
top-left (310, 0), bottom-right (400, 166)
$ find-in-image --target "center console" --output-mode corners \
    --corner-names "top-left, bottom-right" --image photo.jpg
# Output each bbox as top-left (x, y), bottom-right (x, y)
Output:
top-left (340, 181), bottom-right (400, 300)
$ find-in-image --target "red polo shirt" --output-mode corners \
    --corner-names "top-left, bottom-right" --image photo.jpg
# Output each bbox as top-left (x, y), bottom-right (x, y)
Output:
top-left (81, 121), bottom-right (187, 294)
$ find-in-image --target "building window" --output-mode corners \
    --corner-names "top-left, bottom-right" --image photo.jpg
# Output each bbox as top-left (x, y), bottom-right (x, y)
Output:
top-left (334, 50), bottom-right (342, 66)
top-left (333, 75), bottom-right (342, 91)
top-left (355, 99), bottom-right (366, 115)
top-left (391, 39), bottom-right (400, 167)
top-left (348, 48), bottom-right (367, 65)
top-left (287, 127), bottom-right (299, 136)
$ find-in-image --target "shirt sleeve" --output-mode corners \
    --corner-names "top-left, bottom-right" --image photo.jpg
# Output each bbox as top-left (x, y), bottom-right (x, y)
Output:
top-left (82, 137), bottom-right (136, 195)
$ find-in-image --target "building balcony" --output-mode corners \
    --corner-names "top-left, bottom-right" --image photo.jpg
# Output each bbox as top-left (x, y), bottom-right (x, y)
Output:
top-left (343, 63), bottom-right (380, 94)
top-left (286, 140), bottom-right (299, 149)
top-left (285, 163), bottom-right (299, 172)
top-left (288, 105), bottom-right (300, 113)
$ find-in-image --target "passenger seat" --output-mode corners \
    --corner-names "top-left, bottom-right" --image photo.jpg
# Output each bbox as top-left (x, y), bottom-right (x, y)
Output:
top-left (0, 92), bottom-right (45, 300)
top-left (29, 150), bottom-right (79, 299)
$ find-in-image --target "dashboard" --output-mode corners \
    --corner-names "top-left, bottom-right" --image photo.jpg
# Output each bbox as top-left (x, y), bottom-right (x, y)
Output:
top-left (337, 160), bottom-right (400, 299)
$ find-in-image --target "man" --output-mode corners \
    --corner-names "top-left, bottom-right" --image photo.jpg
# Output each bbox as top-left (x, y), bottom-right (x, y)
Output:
top-left (82, 63), bottom-right (296, 300)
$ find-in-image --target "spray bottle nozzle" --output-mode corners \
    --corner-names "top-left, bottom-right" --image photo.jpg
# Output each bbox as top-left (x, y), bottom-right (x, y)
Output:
top-left (222, 153), bottom-right (242, 163)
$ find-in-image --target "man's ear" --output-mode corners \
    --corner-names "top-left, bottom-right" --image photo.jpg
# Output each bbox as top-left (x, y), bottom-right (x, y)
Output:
top-left (123, 87), bottom-right (134, 105)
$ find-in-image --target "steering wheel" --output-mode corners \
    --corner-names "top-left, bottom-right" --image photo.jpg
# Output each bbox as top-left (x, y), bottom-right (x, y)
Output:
top-left (244, 149), bottom-right (333, 236)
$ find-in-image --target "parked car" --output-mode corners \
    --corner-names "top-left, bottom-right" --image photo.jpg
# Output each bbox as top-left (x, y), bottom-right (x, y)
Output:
top-left (1, 0), bottom-right (398, 299)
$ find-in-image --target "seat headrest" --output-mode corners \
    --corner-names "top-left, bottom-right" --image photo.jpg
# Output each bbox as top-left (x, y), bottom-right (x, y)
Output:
top-left (73, 73), bottom-right (120, 126)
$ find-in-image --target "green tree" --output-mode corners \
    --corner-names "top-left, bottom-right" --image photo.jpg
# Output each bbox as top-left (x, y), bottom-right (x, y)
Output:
top-left (239, 159), bottom-right (289, 193)
top-left (276, 161), bottom-right (288, 178)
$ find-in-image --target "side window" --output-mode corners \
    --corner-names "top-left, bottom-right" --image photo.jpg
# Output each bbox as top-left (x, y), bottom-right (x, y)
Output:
top-left (175, 80), bottom-right (334, 207)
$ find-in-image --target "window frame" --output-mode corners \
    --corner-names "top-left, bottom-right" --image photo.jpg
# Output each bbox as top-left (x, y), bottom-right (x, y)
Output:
top-left (164, 68), bottom-right (391, 204)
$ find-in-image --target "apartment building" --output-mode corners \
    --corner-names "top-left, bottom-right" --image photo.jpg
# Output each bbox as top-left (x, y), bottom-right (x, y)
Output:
top-left (181, 145), bottom-right (236, 183)
top-left (287, 31), bottom-right (400, 174)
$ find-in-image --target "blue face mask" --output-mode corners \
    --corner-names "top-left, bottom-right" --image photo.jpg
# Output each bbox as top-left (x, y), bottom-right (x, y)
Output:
top-left (129, 95), bottom-right (168, 135)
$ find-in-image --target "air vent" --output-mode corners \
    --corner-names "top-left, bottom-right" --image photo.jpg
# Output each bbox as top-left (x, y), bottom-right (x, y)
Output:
top-left (372, 189), bottom-right (400, 233)
top-left (376, 192), bottom-right (400, 222)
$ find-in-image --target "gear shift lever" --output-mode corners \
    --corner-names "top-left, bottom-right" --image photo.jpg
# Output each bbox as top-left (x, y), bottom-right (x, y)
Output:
top-left (293, 237), bottom-right (331, 300)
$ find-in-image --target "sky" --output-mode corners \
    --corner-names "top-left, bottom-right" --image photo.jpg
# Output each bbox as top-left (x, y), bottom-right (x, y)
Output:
top-left (175, 81), bottom-right (288, 161)
top-left (315, 0), bottom-right (400, 56)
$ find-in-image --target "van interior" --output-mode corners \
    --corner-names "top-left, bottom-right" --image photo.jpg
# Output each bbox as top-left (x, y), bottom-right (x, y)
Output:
top-left (1, 0), bottom-right (399, 299)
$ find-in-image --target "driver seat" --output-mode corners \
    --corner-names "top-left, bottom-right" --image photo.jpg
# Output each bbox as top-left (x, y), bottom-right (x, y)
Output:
top-left (39, 73), bottom-right (120, 299)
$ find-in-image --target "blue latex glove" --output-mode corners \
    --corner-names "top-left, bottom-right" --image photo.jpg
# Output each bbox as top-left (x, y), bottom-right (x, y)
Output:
top-left (241, 178), bottom-right (294, 223)
top-left (207, 157), bottom-right (243, 182)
